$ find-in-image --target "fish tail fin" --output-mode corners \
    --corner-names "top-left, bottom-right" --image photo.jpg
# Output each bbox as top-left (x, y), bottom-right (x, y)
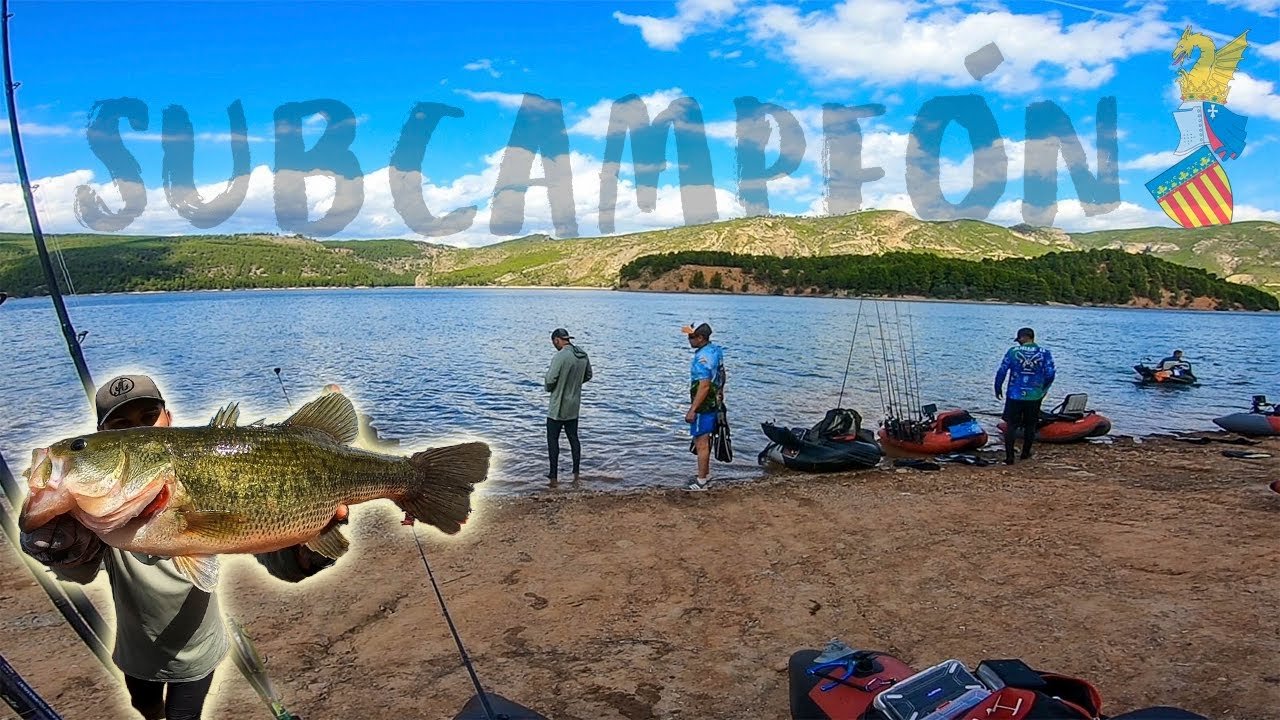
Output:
top-left (398, 442), bottom-right (490, 534)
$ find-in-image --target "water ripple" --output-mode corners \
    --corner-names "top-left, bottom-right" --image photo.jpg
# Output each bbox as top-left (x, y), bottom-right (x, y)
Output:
top-left (1, 289), bottom-right (1276, 494)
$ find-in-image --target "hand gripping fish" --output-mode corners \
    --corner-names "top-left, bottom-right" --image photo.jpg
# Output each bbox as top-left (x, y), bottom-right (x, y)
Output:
top-left (18, 393), bottom-right (490, 592)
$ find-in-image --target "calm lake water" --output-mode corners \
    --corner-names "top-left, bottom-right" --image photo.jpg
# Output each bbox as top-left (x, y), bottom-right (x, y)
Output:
top-left (1, 288), bottom-right (1275, 494)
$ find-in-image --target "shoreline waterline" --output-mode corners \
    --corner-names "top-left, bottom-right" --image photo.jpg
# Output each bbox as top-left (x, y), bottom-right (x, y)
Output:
top-left (3, 283), bottom-right (1274, 314)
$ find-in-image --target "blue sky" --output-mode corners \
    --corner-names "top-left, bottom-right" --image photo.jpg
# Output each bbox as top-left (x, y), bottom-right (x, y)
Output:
top-left (1, 0), bottom-right (1277, 244)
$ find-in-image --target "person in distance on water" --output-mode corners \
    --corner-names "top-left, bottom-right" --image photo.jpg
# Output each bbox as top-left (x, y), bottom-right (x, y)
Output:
top-left (994, 328), bottom-right (1056, 466)
top-left (20, 374), bottom-right (346, 720)
top-left (1158, 349), bottom-right (1188, 372)
top-left (683, 322), bottom-right (725, 491)
top-left (544, 328), bottom-right (592, 485)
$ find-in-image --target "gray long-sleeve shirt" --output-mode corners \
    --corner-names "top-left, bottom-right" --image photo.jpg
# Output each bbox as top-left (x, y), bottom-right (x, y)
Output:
top-left (544, 344), bottom-right (593, 421)
top-left (53, 548), bottom-right (229, 682)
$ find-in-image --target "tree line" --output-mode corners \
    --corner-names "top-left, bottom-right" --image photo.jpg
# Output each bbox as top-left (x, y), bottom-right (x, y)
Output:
top-left (0, 236), bottom-right (421, 296)
top-left (619, 249), bottom-right (1279, 311)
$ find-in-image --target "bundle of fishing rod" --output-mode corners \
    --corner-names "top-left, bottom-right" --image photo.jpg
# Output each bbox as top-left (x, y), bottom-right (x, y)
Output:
top-left (865, 301), bottom-right (931, 442)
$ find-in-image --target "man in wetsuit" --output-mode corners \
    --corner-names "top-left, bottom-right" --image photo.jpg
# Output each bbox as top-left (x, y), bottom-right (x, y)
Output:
top-left (995, 328), bottom-right (1056, 465)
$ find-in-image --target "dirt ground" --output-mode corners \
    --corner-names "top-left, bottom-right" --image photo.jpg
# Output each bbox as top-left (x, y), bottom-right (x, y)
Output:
top-left (2, 434), bottom-right (1277, 720)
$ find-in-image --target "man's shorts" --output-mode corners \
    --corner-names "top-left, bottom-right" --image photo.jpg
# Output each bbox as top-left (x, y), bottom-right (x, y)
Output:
top-left (689, 411), bottom-right (717, 438)
top-left (1002, 397), bottom-right (1043, 425)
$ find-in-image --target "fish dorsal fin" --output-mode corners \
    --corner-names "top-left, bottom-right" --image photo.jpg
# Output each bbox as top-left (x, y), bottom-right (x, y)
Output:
top-left (279, 393), bottom-right (359, 444)
top-left (209, 403), bottom-right (240, 428)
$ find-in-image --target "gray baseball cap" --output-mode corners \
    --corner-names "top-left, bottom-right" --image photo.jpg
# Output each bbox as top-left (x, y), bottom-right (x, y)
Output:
top-left (95, 375), bottom-right (166, 426)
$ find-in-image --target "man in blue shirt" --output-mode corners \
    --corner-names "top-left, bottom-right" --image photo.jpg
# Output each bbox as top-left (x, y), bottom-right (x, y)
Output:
top-left (994, 327), bottom-right (1056, 465)
top-left (683, 322), bottom-right (725, 490)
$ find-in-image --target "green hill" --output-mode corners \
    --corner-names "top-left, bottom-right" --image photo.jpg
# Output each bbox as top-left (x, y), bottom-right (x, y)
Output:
top-left (618, 249), bottom-right (1279, 311)
top-left (1067, 221), bottom-right (1280, 296)
top-left (1, 212), bottom-right (1277, 303)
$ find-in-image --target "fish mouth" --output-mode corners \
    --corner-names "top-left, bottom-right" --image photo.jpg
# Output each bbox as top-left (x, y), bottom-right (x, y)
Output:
top-left (18, 449), bottom-right (71, 532)
top-left (18, 487), bottom-right (78, 532)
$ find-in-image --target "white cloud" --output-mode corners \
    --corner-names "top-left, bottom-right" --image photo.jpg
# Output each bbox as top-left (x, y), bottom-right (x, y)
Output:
top-left (986, 197), bottom-right (1174, 231)
top-left (120, 131), bottom-right (164, 142)
top-left (300, 112), bottom-right (370, 129)
top-left (1, 148), bottom-right (747, 246)
top-left (1258, 40), bottom-right (1280, 63)
top-left (1224, 73), bottom-right (1280, 121)
top-left (195, 132), bottom-right (269, 144)
top-left (614, 0), bottom-right (742, 51)
top-left (1119, 150), bottom-right (1181, 171)
top-left (455, 91), bottom-right (562, 114)
top-left (1061, 64), bottom-right (1116, 89)
top-left (744, 0), bottom-right (1171, 93)
top-left (455, 90), bottom-right (527, 110)
top-left (463, 59), bottom-right (501, 78)
top-left (1235, 204), bottom-right (1280, 222)
top-left (0, 120), bottom-right (76, 137)
top-left (1204, 0), bottom-right (1280, 14)
top-left (567, 88), bottom-right (689, 138)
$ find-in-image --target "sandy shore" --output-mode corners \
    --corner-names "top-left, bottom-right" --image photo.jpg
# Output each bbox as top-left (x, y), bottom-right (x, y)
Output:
top-left (2, 435), bottom-right (1277, 720)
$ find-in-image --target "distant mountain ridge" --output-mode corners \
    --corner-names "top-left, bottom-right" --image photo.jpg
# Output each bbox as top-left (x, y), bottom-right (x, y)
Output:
top-left (0, 211), bottom-right (1276, 299)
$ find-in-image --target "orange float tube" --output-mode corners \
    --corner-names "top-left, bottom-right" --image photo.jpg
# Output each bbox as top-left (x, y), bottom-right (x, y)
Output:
top-left (878, 409), bottom-right (988, 455)
top-left (998, 412), bottom-right (1112, 444)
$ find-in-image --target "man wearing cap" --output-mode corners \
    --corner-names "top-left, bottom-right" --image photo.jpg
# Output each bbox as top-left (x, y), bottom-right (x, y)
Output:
top-left (1158, 349), bottom-right (1189, 373)
top-left (544, 329), bottom-right (593, 483)
top-left (19, 374), bottom-right (346, 720)
top-left (994, 328), bottom-right (1056, 465)
top-left (683, 322), bottom-right (725, 490)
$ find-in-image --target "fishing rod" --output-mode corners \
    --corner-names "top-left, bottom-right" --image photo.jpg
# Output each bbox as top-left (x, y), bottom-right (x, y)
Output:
top-left (904, 307), bottom-right (922, 413)
top-left (873, 303), bottom-right (900, 421)
top-left (227, 620), bottom-right (302, 720)
top-left (0, 451), bottom-right (114, 673)
top-left (836, 299), bottom-right (866, 410)
top-left (411, 528), bottom-right (498, 720)
top-left (1, 0), bottom-right (93, 403)
top-left (1, 653), bottom-right (63, 720)
top-left (1, 5), bottom-right (295, 715)
top-left (273, 368), bottom-right (293, 408)
top-left (891, 303), bottom-right (917, 421)
top-left (867, 324), bottom-right (887, 421)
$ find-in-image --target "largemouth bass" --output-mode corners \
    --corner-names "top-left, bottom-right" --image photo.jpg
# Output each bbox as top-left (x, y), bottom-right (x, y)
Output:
top-left (18, 393), bottom-right (489, 591)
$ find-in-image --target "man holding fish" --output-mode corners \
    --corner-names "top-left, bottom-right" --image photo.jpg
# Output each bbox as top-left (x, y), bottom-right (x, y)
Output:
top-left (18, 374), bottom-right (490, 718)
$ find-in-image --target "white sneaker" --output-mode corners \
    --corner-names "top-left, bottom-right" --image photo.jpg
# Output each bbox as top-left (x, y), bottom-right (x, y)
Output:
top-left (686, 478), bottom-right (709, 491)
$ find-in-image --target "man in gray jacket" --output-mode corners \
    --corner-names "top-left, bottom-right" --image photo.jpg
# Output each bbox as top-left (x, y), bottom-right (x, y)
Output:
top-left (545, 328), bottom-right (593, 483)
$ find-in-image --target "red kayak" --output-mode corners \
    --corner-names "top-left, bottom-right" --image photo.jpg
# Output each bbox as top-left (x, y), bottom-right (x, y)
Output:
top-left (999, 412), bottom-right (1112, 444)
top-left (879, 409), bottom-right (988, 455)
